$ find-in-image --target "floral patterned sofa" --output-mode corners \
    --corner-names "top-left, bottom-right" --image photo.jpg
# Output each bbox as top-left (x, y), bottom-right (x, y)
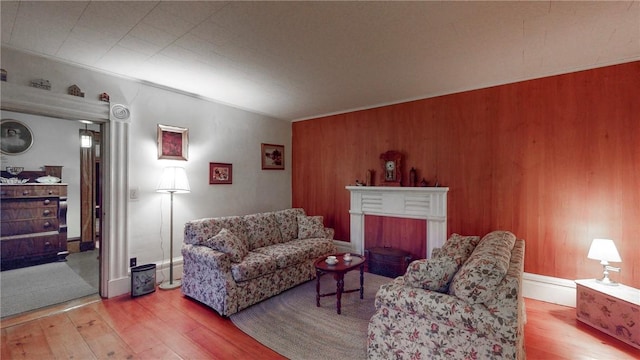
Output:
top-left (181, 208), bottom-right (336, 316)
top-left (367, 230), bottom-right (526, 359)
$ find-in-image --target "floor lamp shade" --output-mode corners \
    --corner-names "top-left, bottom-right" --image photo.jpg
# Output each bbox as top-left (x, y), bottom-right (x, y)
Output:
top-left (157, 166), bottom-right (191, 193)
top-left (156, 166), bottom-right (190, 290)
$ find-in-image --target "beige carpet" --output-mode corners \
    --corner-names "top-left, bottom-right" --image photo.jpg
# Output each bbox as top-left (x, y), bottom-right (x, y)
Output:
top-left (230, 271), bottom-right (392, 360)
top-left (1, 261), bottom-right (98, 318)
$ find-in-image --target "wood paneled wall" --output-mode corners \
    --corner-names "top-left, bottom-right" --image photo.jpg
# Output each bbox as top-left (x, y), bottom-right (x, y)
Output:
top-left (293, 61), bottom-right (640, 287)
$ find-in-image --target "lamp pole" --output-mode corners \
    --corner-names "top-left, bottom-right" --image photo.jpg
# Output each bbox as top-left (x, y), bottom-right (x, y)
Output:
top-left (156, 166), bottom-right (189, 290)
top-left (159, 190), bottom-right (181, 290)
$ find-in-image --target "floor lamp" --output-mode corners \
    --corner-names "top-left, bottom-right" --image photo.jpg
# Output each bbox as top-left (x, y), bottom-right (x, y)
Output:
top-left (156, 166), bottom-right (190, 290)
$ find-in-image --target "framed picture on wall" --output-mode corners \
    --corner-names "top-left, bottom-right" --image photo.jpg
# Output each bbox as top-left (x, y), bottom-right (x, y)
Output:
top-left (1, 119), bottom-right (34, 155)
top-left (209, 162), bottom-right (232, 184)
top-left (157, 124), bottom-right (188, 160)
top-left (261, 143), bottom-right (284, 170)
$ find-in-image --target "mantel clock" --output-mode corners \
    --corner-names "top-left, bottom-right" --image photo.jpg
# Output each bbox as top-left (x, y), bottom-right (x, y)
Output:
top-left (380, 151), bottom-right (402, 186)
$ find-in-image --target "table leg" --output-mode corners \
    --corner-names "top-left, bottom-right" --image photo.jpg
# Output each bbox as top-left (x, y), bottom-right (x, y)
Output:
top-left (336, 274), bottom-right (344, 314)
top-left (316, 269), bottom-right (321, 307)
top-left (359, 263), bottom-right (364, 299)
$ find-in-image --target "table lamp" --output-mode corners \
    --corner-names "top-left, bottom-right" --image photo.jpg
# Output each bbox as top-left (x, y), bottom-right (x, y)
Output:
top-left (587, 238), bottom-right (622, 286)
top-left (156, 166), bottom-right (190, 289)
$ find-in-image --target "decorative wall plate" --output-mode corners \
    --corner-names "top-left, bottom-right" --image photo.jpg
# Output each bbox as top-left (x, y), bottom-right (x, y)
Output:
top-left (1, 119), bottom-right (34, 155)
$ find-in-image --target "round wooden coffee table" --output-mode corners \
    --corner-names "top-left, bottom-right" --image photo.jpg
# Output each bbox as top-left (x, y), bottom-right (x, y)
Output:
top-left (314, 253), bottom-right (365, 314)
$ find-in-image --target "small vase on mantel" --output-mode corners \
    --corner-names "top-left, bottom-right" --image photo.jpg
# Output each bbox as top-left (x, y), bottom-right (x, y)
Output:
top-left (419, 178), bottom-right (428, 187)
top-left (409, 167), bottom-right (417, 187)
top-left (366, 169), bottom-right (374, 186)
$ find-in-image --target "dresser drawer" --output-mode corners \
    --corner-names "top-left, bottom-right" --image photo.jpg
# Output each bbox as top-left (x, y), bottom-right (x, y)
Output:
top-left (1, 206), bottom-right (58, 221)
top-left (2, 198), bottom-right (59, 209)
top-left (0, 183), bottom-right (68, 269)
top-left (0, 184), bottom-right (67, 198)
top-left (1, 218), bottom-right (60, 236)
top-left (1, 234), bottom-right (63, 260)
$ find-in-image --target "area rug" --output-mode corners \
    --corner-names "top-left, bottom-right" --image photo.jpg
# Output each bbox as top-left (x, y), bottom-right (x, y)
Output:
top-left (1, 262), bottom-right (98, 318)
top-left (230, 271), bottom-right (392, 360)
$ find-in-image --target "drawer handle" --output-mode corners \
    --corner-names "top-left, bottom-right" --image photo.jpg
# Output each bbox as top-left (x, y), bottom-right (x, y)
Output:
top-left (43, 210), bottom-right (51, 216)
top-left (48, 190), bottom-right (53, 195)
top-left (44, 241), bottom-right (52, 247)
top-left (22, 190), bottom-right (30, 196)
top-left (43, 199), bottom-right (51, 205)
top-left (43, 222), bottom-right (51, 228)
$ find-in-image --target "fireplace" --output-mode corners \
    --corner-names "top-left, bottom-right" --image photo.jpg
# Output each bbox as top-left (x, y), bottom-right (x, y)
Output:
top-left (365, 246), bottom-right (413, 278)
top-left (346, 186), bottom-right (448, 259)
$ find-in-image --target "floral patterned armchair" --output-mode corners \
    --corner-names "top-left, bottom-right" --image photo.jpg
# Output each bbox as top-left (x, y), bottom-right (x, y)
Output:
top-left (367, 231), bottom-right (526, 359)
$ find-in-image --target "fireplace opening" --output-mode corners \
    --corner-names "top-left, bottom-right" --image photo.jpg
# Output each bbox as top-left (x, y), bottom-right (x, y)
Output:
top-left (365, 246), bottom-right (413, 278)
top-left (364, 215), bottom-right (426, 260)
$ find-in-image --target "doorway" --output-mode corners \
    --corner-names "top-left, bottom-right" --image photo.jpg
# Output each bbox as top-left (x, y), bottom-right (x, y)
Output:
top-left (80, 127), bottom-right (101, 252)
top-left (0, 115), bottom-right (103, 318)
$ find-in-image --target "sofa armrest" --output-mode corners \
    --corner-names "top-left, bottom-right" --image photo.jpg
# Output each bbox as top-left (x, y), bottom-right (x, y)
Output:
top-left (324, 227), bottom-right (335, 239)
top-left (182, 243), bottom-right (231, 272)
top-left (375, 277), bottom-right (517, 341)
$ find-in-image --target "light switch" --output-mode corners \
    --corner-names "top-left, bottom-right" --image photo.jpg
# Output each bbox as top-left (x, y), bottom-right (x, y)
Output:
top-left (130, 186), bottom-right (139, 200)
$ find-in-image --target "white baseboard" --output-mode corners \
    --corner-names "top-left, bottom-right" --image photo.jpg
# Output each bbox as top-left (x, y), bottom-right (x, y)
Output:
top-left (108, 276), bottom-right (130, 297)
top-left (523, 272), bottom-right (576, 307)
top-left (152, 256), bottom-right (184, 285)
top-left (115, 248), bottom-right (575, 308)
top-left (333, 241), bottom-right (578, 307)
top-left (106, 257), bottom-right (185, 298)
top-left (333, 240), bottom-right (354, 253)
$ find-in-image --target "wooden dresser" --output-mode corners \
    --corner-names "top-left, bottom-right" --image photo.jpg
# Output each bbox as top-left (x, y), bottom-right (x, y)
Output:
top-left (1, 183), bottom-right (69, 270)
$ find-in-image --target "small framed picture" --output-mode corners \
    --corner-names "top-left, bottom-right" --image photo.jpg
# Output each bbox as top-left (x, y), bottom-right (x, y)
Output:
top-left (261, 143), bottom-right (285, 170)
top-left (209, 162), bottom-right (232, 184)
top-left (1, 119), bottom-right (34, 155)
top-left (157, 124), bottom-right (188, 160)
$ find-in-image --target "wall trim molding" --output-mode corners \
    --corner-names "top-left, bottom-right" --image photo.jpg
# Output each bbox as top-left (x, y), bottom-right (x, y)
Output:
top-left (1, 81), bottom-right (130, 299)
top-left (523, 272), bottom-right (576, 307)
top-left (108, 277), bottom-right (130, 297)
top-left (1, 82), bottom-right (110, 122)
top-left (152, 256), bottom-right (184, 286)
top-left (334, 240), bottom-right (353, 253)
top-left (334, 240), bottom-right (579, 308)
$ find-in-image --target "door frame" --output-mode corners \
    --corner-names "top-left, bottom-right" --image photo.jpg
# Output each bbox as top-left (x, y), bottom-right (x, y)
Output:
top-left (1, 82), bottom-right (132, 298)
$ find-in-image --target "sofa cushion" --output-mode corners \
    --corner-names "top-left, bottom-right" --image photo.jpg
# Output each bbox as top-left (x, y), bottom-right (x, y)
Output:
top-left (252, 242), bottom-right (310, 268)
top-left (253, 238), bottom-right (337, 268)
top-left (184, 215), bottom-right (248, 246)
top-left (243, 213), bottom-right (283, 250)
top-left (449, 230), bottom-right (516, 304)
top-left (434, 233), bottom-right (481, 264)
top-left (203, 228), bottom-right (248, 263)
top-left (404, 256), bottom-right (460, 292)
top-left (289, 238), bottom-right (337, 259)
top-left (273, 208), bottom-right (306, 240)
top-left (231, 251), bottom-right (277, 282)
top-left (297, 215), bottom-right (326, 239)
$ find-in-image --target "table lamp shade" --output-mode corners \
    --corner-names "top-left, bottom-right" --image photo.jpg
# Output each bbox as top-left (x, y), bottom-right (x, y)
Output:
top-left (157, 167), bottom-right (190, 193)
top-left (587, 238), bottom-right (622, 263)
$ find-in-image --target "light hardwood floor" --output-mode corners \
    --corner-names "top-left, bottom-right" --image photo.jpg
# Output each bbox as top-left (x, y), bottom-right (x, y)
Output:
top-left (2, 290), bottom-right (637, 359)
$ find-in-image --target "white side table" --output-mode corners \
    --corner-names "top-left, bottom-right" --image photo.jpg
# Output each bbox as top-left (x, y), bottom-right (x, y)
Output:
top-left (575, 279), bottom-right (639, 350)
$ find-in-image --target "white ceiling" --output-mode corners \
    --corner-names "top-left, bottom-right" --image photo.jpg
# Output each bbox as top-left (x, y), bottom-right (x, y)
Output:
top-left (2, 1), bottom-right (639, 121)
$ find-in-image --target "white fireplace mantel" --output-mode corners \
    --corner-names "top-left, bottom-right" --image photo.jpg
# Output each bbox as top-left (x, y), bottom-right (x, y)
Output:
top-left (346, 186), bottom-right (448, 259)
